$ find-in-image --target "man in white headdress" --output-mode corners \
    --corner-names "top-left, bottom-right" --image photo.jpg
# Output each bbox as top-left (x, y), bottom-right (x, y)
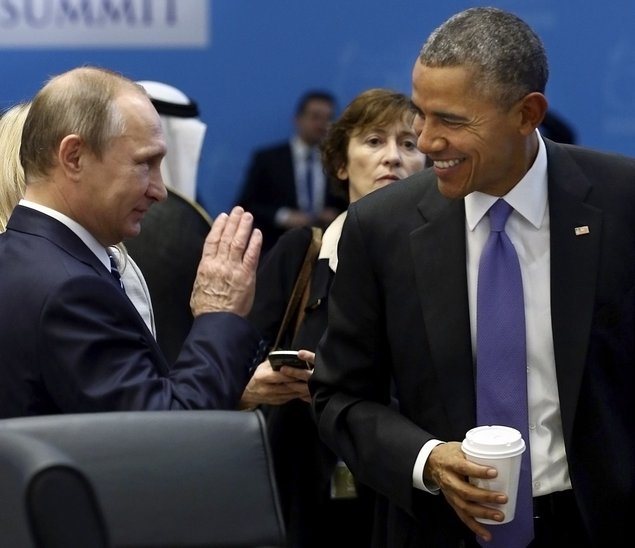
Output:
top-left (137, 81), bottom-right (207, 201)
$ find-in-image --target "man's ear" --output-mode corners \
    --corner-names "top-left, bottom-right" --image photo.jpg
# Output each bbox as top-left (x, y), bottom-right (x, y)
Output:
top-left (57, 134), bottom-right (84, 179)
top-left (517, 92), bottom-right (548, 136)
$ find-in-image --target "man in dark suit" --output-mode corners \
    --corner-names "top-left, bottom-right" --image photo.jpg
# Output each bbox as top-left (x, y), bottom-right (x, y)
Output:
top-left (237, 90), bottom-right (347, 253)
top-left (0, 66), bottom-right (263, 417)
top-left (311, 8), bottom-right (634, 548)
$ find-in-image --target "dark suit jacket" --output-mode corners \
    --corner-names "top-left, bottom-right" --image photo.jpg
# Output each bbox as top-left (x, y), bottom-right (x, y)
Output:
top-left (237, 142), bottom-right (347, 253)
top-left (311, 140), bottom-right (635, 547)
top-left (0, 206), bottom-right (262, 417)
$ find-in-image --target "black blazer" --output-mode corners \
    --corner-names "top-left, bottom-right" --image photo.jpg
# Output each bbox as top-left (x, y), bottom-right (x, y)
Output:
top-left (237, 143), bottom-right (346, 253)
top-left (0, 206), bottom-right (262, 417)
top-left (311, 139), bottom-right (635, 547)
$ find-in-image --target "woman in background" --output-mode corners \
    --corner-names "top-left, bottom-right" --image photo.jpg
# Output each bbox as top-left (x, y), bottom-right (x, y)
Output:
top-left (241, 88), bottom-right (426, 547)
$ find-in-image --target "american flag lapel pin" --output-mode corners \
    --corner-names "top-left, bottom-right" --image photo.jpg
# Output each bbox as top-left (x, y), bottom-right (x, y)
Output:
top-left (574, 226), bottom-right (590, 236)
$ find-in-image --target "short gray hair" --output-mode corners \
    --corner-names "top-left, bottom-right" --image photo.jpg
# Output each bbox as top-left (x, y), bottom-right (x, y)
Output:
top-left (419, 7), bottom-right (548, 108)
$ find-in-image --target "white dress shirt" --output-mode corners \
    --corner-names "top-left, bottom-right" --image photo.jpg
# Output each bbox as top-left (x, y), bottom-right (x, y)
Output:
top-left (291, 135), bottom-right (327, 216)
top-left (413, 133), bottom-right (572, 496)
top-left (275, 136), bottom-right (328, 226)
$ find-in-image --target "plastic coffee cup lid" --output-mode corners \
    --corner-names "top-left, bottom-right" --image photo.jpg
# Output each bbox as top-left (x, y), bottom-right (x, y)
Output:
top-left (462, 425), bottom-right (526, 458)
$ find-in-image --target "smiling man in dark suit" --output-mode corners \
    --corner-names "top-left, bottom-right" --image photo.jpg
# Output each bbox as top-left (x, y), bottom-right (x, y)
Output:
top-left (311, 7), bottom-right (634, 548)
top-left (0, 66), bottom-right (263, 417)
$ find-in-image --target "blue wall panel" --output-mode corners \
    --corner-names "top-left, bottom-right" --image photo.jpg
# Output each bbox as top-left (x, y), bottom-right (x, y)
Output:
top-left (1, 0), bottom-right (634, 216)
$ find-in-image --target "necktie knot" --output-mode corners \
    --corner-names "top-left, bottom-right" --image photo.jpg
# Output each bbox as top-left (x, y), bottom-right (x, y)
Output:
top-left (488, 199), bottom-right (513, 232)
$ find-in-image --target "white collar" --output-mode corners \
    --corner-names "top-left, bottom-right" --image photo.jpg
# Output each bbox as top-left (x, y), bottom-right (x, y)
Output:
top-left (318, 210), bottom-right (347, 272)
top-left (19, 199), bottom-right (111, 269)
top-left (291, 135), bottom-right (318, 159)
top-left (465, 130), bottom-right (548, 231)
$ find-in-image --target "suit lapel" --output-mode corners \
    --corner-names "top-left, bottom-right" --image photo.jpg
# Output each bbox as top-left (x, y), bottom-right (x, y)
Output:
top-left (9, 205), bottom-right (167, 368)
top-left (410, 187), bottom-right (476, 436)
top-left (9, 205), bottom-right (107, 275)
top-left (546, 141), bottom-right (601, 446)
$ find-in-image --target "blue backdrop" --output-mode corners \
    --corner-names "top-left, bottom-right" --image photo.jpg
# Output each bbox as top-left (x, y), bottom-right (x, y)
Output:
top-left (2, 0), bottom-right (634, 216)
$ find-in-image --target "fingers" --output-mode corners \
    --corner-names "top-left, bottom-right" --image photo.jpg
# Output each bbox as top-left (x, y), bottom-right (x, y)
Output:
top-left (202, 212), bottom-right (228, 259)
top-left (216, 206), bottom-right (240, 260)
top-left (297, 349), bottom-right (315, 364)
top-left (255, 360), bottom-right (307, 384)
top-left (191, 207), bottom-right (261, 317)
top-left (227, 209), bottom-right (256, 264)
top-left (444, 477), bottom-right (506, 519)
top-left (241, 362), bottom-right (311, 407)
top-left (279, 366), bottom-right (312, 382)
top-left (276, 377), bottom-right (310, 399)
top-left (243, 228), bottom-right (262, 272)
top-left (241, 385), bottom-right (302, 407)
top-left (205, 206), bottom-right (254, 262)
top-left (454, 509), bottom-right (494, 543)
top-left (426, 443), bottom-right (507, 542)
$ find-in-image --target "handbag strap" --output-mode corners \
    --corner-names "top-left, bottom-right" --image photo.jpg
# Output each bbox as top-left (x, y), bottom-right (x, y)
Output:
top-left (272, 226), bottom-right (323, 350)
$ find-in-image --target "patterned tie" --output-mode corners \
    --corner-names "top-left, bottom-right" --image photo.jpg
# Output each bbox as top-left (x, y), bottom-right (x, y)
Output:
top-left (476, 199), bottom-right (533, 547)
top-left (108, 254), bottom-right (125, 292)
top-left (305, 149), bottom-right (314, 214)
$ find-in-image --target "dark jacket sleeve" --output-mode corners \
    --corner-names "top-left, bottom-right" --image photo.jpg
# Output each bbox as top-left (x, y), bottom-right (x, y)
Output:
top-left (37, 275), bottom-right (262, 412)
top-left (310, 205), bottom-right (432, 516)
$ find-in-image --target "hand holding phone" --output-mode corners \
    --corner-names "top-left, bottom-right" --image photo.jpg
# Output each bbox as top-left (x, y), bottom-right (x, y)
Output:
top-left (268, 350), bottom-right (312, 371)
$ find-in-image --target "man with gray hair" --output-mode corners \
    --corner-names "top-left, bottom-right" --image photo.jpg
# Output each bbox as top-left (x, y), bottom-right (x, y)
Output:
top-left (311, 7), bottom-right (633, 547)
top-left (0, 66), bottom-right (263, 416)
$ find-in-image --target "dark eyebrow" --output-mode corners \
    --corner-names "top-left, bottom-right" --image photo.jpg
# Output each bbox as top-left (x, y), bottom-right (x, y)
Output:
top-left (434, 110), bottom-right (469, 123)
top-left (409, 101), bottom-right (467, 124)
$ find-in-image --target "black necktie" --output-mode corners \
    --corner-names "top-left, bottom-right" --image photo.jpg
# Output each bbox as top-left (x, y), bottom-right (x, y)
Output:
top-left (108, 254), bottom-right (125, 292)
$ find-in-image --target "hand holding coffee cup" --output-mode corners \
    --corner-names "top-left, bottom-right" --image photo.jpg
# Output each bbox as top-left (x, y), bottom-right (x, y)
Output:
top-left (461, 425), bottom-right (526, 524)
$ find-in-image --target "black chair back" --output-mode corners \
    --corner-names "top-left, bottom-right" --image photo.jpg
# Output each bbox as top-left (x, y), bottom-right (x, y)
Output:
top-left (0, 410), bottom-right (285, 547)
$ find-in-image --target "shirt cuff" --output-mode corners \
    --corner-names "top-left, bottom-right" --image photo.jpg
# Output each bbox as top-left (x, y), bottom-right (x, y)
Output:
top-left (412, 439), bottom-right (444, 494)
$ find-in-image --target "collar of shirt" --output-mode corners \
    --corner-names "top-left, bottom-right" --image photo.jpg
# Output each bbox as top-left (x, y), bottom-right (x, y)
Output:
top-left (19, 199), bottom-right (111, 270)
top-left (318, 210), bottom-right (347, 272)
top-left (464, 131), bottom-right (548, 231)
top-left (290, 135), bottom-right (313, 161)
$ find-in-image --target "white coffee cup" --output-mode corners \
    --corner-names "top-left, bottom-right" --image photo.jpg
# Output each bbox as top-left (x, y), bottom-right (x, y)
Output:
top-left (461, 425), bottom-right (526, 524)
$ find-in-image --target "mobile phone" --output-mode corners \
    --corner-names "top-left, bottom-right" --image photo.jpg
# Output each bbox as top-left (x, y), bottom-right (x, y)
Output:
top-left (268, 350), bottom-right (312, 371)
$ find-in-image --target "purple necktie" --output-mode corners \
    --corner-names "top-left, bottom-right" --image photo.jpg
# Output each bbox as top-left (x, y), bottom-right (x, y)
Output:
top-left (476, 199), bottom-right (533, 547)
